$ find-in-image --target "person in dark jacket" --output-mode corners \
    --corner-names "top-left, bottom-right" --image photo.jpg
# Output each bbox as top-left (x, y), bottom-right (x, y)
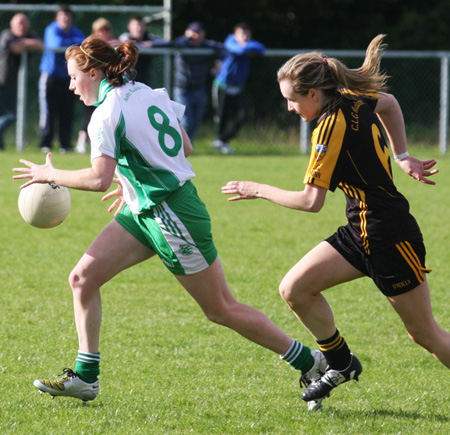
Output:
top-left (0, 13), bottom-right (43, 149)
top-left (173, 22), bottom-right (225, 144)
top-left (119, 15), bottom-right (169, 85)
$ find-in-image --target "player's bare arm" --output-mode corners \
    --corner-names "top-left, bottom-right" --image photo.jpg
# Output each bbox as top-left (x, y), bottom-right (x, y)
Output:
top-left (222, 181), bottom-right (327, 212)
top-left (180, 124), bottom-right (194, 157)
top-left (12, 152), bottom-right (117, 191)
top-left (375, 92), bottom-right (438, 184)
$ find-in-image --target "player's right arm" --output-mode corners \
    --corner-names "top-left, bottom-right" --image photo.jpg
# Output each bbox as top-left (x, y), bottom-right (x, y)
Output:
top-left (12, 153), bottom-right (117, 192)
top-left (221, 181), bottom-right (327, 212)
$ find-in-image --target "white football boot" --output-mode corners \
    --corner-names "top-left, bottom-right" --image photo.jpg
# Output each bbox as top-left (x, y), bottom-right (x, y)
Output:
top-left (302, 353), bottom-right (362, 403)
top-left (299, 350), bottom-right (328, 411)
top-left (34, 368), bottom-right (99, 403)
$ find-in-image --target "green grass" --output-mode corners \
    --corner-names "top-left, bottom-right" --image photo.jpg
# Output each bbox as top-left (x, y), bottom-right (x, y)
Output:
top-left (1, 147), bottom-right (450, 434)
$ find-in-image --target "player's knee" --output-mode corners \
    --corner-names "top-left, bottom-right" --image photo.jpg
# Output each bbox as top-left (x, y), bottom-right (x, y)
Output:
top-left (69, 270), bottom-right (99, 306)
top-left (68, 266), bottom-right (92, 296)
top-left (204, 311), bottom-right (225, 326)
top-left (203, 308), bottom-right (229, 326)
top-left (68, 269), bottom-right (78, 290)
top-left (202, 301), bottom-right (238, 327)
top-left (68, 268), bottom-right (84, 292)
top-left (279, 281), bottom-right (290, 304)
top-left (279, 278), bottom-right (301, 307)
top-left (406, 326), bottom-right (437, 352)
top-left (408, 332), bottom-right (432, 352)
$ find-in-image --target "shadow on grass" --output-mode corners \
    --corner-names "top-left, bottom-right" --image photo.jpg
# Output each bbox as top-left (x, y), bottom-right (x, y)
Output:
top-left (326, 406), bottom-right (450, 423)
top-left (31, 396), bottom-right (105, 409)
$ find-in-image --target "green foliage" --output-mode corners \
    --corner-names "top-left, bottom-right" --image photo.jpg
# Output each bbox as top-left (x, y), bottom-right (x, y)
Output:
top-left (1, 148), bottom-right (450, 434)
top-left (7, 0), bottom-right (450, 49)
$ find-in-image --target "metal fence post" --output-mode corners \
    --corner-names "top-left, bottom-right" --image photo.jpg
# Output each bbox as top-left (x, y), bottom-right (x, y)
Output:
top-left (164, 53), bottom-right (172, 94)
top-left (300, 119), bottom-right (309, 154)
top-left (16, 52), bottom-right (28, 152)
top-left (439, 55), bottom-right (449, 154)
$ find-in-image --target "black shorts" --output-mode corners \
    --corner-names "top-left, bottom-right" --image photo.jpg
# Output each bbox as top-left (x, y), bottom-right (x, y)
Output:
top-left (326, 225), bottom-right (431, 297)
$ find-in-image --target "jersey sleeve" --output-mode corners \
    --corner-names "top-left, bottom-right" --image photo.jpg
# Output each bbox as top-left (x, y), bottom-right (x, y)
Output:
top-left (153, 88), bottom-right (185, 121)
top-left (88, 105), bottom-right (119, 162)
top-left (303, 109), bottom-right (347, 191)
top-left (170, 99), bottom-right (185, 121)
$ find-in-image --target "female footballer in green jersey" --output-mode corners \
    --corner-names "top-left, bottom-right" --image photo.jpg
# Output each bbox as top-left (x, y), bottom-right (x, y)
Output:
top-left (13, 36), bottom-right (328, 408)
top-left (223, 34), bottom-right (450, 404)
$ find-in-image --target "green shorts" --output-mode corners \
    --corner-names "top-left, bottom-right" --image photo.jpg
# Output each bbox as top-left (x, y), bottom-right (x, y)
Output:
top-left (115, 181), bottom-right (218, 276)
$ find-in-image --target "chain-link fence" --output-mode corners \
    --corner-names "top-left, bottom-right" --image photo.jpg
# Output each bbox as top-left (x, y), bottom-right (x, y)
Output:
top-left (0, 4), bottom-right (170, 152)
top-left (1, 5), bottom-right (449, 154)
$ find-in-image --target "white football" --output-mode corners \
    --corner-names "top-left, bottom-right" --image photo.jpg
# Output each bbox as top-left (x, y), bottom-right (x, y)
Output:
top-left (18, 182), bottom-right (71, 229)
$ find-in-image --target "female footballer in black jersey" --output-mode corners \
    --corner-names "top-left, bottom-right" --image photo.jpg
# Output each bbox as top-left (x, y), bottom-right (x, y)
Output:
top-left (222, 34), bottom-right (450, 404)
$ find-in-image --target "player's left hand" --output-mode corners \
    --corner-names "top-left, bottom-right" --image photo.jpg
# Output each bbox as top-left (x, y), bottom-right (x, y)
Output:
top-left (12, 152), bottom-right (54, 188)
top-left (102, 178), bottom-right (126, 216)
top-left (221, 181), bottom-right (260, 201)
top-left (397, 156), bottom-right (438, 185)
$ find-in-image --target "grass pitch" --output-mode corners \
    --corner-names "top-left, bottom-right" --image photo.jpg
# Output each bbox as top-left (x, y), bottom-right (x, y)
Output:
top-left (1, 147), bottom-right (449, 434)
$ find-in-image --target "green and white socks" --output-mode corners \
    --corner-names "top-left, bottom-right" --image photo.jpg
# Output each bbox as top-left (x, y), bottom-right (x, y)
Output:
top-left (75, 350), bottom-right (100, 384)
top-left (280, 339), bottom-right (314, 373)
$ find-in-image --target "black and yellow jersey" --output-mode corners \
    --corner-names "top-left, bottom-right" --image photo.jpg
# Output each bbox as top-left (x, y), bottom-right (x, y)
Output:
top-left (304, 93), bottom-right (422, 254)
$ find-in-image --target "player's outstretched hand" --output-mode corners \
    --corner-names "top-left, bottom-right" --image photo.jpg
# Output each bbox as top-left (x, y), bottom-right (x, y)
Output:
top-left (221, 181), bottom-right (260, 201)
top-left (397, 156), bottom-right (438, 185)
top-left (102, 178), bottom-right (126, 216)
top-left (12, 152), bottom-right (54, 188)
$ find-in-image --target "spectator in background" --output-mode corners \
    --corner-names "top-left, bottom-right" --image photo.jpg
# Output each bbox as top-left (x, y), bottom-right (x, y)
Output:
top-left (119, 15), bottom-right (169, 84)
top-left (91, 17), bottom-right (120, 47)
top-left (76, 17), bottom-right (119, 154)
top-left (39, 4), bottom-right (85, 153)
top-left (0, 13), bottom-right (43, 150)
top-left (173, 21), bottom-right (225, 144)
top-left (212, 23), bottom-right (265, 154)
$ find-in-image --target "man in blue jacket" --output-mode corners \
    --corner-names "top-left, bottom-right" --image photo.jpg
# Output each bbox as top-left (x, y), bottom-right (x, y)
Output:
top-left (39, 5), bottom-right (85, 153)
top-left (173, 22), bottom-right (225, 144)
top-left (212, 23), bottom-right (265, 154)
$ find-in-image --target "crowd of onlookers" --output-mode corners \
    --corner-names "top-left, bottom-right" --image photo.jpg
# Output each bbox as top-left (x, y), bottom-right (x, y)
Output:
top-left (0, 5), bottom-right (266, 155)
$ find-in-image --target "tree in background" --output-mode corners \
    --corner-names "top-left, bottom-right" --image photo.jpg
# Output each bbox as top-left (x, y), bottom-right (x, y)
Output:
top-left (8, 0), bottom-right (450, 50)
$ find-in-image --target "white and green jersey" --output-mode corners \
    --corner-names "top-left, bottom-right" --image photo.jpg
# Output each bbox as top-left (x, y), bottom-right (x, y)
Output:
top-left (88, 79), bottom-right (195, 214)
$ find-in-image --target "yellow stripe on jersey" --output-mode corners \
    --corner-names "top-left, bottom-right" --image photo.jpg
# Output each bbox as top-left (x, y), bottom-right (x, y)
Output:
top-left (396, 241), bottom-right (426, 283)
top-left (319, 112), bottom-right (335, 145)
top-left (341, 89), bottom-right (379, 99)
top-left (304, 109), bottom-right (346, 189)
